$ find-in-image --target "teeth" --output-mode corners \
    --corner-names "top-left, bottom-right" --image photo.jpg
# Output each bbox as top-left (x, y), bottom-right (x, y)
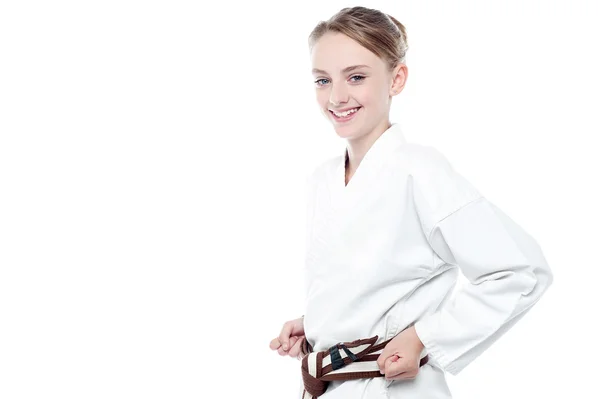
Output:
top-left (333, 107), bottom-right (359, 117)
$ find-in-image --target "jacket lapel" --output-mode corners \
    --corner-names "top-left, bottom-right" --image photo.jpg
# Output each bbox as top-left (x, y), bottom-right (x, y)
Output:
top-left (306, 123), bottom-right (408, 273)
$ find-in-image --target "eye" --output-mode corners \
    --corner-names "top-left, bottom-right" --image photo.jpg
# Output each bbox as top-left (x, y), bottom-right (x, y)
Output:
top-left (314, 75), bottom-right (364, 87)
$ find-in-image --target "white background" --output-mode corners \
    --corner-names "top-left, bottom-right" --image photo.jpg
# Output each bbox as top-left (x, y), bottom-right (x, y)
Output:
top-left (1, 1), bottom-right (598, 398)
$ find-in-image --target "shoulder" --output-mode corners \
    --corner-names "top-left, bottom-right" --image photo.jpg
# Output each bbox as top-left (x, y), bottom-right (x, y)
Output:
top-left (396, 143), bottom-right (477, 191)
top-left (398, 144), bottom-right (483, 234)
top-left (394, 143), bottom-right (455, 176)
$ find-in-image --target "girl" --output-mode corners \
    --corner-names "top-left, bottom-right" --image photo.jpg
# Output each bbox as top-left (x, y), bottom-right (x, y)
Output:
top-left (269, 6), bottom-right (553, 399)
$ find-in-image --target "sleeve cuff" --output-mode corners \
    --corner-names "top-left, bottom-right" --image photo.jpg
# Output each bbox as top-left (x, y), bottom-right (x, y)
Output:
top-left (413, 318), bottom-right (462, 376)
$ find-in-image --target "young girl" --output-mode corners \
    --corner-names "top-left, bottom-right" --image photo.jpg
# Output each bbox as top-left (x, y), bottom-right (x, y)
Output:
top-left (269, 6), bottom-right (553, 399)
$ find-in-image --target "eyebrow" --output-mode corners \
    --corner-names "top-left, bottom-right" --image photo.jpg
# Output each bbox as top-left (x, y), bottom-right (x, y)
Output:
top-left (312, 64), bottom-right (371, 75)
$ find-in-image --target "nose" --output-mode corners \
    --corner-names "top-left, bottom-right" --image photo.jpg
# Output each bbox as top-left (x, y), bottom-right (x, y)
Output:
top-left (329, 83), bottom-right (348, 106)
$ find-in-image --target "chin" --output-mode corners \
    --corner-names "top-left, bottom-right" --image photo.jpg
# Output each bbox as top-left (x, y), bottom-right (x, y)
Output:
top-left (332, 126), bottom-right (363, 140)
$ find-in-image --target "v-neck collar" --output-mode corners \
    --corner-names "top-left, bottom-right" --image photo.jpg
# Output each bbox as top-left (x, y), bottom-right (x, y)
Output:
top-left (335, 122), bottom-right (408, 191)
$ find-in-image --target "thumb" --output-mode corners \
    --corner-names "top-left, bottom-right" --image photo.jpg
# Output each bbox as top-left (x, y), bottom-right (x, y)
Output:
top-left (278, 322), bottom-right (294, 351)
top-left (377, 344), bottom-right (397, 370)
top-left (385, 361), bottom-right (406, 378)
top-left (386, 357), bottom-right (404, 378)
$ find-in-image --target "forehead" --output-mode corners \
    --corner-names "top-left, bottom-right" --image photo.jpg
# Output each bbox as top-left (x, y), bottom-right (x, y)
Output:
top-left (311, 32), bottom-right (381, 74)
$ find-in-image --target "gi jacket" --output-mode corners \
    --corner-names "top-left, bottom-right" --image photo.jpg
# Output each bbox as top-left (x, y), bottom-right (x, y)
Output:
top-left (301, 123), bottom-right (554, 398)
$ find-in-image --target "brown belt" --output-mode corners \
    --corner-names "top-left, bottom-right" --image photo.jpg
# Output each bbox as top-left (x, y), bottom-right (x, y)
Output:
top-left (299, 335), bottom-right (429, 399)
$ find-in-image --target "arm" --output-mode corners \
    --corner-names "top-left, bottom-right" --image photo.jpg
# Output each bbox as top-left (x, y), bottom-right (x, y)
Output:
top-left (411, 149), bottom-right (554, 376)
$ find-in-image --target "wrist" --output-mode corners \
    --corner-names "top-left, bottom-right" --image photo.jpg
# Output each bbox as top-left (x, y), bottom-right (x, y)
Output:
top-left (411, 325), bottom-right (425, 350)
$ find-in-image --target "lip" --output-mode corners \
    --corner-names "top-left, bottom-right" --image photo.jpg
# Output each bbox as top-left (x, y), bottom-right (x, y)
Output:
top-left (329, 106), bottom-right (361, 123)
top-left (329, 106), bottom-right (362, 113)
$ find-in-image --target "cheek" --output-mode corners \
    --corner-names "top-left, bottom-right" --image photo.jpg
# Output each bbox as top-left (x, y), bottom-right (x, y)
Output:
top-left (316, 90), bottom-right (329, 107)
top-left (353, 85), bottom-right (381, 107)
top-left (363, 90), bottom-right (390, 110)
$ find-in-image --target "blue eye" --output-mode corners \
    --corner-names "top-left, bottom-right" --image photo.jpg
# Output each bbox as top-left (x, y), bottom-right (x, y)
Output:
top-left (314, 75), bottom-right (365, 87)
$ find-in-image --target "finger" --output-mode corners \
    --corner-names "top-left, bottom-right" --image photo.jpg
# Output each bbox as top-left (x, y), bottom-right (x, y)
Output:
top-left (278, 322), bottom-right (294, 351)
top-left (383, 355), bottom-right (398, 374)
top-left (287, 336), bottom-right (299, 353)
top-left (389, 366), bottom-right (418, 381)
top-left (288, 336), bottom-right (303, 358)
top-left (277, 336), bottom-right (299, 356)
top-left (377, 342), bottom-right (400, 369)
top-left (376, 353), bottom-right (387, 372)
top-left (385, 360), bottom-right (402, 378)
top-left (378, 353), bottom-right (398, 373)
top-left (386, 357), bottom-right (409, 379)
top-left (269, 337), bottom-right (281, 350)
top-left (387, 370), bottom-right (407, 380)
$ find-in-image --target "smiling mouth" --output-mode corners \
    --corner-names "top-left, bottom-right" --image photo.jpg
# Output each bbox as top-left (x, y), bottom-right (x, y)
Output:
top-left (329, 107), bottom-right (362, 120)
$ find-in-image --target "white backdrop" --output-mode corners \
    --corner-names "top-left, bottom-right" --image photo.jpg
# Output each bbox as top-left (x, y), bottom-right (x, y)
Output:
top-left (1, 1), bottom-right (598, 398)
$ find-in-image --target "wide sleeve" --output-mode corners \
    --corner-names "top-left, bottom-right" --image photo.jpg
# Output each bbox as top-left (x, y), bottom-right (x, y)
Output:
top-left (411, 147), bottom-right (554, 376)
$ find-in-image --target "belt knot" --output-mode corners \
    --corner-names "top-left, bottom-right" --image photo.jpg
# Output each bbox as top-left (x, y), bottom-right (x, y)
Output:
top-left (329, 342), bottom-right (359, 370)
top-left (298, 335), bottom-right (429, 399)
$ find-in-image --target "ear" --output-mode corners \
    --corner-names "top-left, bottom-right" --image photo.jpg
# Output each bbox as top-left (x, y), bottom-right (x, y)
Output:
top-left (390, 63), bottom-right (408, 96)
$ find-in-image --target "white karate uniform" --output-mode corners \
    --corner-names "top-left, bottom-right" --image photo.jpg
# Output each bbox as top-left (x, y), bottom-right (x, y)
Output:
top-left (300, 123), bottom-right (554, 398)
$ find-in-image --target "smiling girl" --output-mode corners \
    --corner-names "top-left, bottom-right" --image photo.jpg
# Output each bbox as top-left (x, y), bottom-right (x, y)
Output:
top-left (270, 6), bottom-right (553, 399)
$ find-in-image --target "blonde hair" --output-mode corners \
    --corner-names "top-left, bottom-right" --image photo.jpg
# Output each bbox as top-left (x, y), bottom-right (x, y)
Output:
top-left (308, 6), bottom-right (409, 71)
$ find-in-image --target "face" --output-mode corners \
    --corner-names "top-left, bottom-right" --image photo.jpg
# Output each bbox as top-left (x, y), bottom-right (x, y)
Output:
top-left (311, 31), bottom-right (407, 140)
